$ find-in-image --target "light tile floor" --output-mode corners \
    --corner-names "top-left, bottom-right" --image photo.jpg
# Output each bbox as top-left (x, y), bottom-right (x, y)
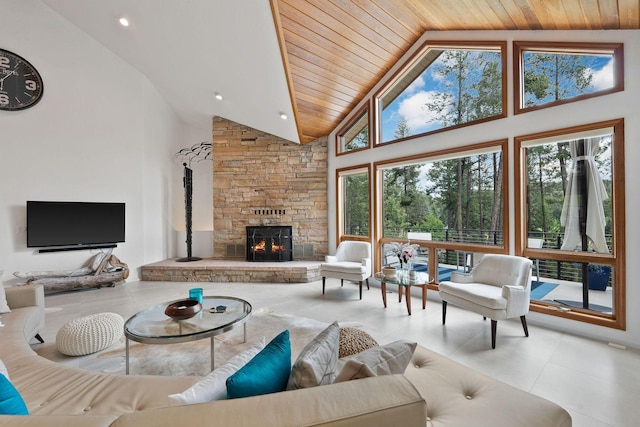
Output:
top-left (35, 279), bottom-right (640, 427)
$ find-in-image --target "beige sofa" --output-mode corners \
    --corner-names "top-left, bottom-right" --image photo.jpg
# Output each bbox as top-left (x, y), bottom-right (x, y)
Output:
top-left (0, 285), bottom-right (571, 427)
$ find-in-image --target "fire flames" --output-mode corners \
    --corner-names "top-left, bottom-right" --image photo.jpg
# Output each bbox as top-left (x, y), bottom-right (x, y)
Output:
top-left (251, 239), bottom-right (287, 253)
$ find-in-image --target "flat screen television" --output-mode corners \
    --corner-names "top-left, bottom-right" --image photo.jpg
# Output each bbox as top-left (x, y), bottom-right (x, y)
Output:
top-left (27, 201), bottom-right (125, 250)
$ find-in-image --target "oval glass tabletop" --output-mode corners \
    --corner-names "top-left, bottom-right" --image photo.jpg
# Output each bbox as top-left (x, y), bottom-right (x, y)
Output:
top-left (375, 270), bottom-right (429, 285)
top-left (125, 296), bottom-right (252, 342)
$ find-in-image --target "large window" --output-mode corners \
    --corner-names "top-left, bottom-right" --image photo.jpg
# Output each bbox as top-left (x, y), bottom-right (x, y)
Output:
top-left (514, 41), bottom-right (623, 114)
top-left (376, 42), bottom-right (506, 144)
top-left (337, 165), bottom-right (370, 238)
top-left (376, 140), bottom-right (507, 245)
top-left (515, 119), bottom-right (625, 328)
top-left (332, 36), bottom-right (627, 330)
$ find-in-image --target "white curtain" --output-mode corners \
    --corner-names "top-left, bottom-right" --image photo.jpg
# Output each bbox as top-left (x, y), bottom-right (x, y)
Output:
top-left (560, 138), bottom-right (609, 253)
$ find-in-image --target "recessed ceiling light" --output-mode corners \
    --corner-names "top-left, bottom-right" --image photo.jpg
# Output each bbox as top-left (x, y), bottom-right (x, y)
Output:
top-left (215, 92), bottom-right (224, 101)
top-left (119, 17), bottom-right (130, 27)
top-left (279, 112), bottom-right (288, 120)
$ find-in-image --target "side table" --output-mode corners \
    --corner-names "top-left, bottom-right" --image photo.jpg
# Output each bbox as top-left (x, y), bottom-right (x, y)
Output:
top-left (375, 271), bottom-right (431, 315)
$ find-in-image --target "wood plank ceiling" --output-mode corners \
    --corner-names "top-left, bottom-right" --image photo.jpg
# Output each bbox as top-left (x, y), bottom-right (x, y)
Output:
top-left (269, 0), bottom-right (640, 143)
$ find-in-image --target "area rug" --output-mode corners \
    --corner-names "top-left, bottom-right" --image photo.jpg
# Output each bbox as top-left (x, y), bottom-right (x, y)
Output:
top-left (45, 308), bottom-right (330, 377)
top-left (530, 281), bottom-right (559, 300)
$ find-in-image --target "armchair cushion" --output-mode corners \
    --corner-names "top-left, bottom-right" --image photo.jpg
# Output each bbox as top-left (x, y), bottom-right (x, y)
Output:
top-left (0, 286), bottom-right (9, 314)
top-left (320, 262), bottom-right (367, 275)
top-left (438, 281), bottom-right (507, 310)
top-left (449, 271), bottom-right (473, 283)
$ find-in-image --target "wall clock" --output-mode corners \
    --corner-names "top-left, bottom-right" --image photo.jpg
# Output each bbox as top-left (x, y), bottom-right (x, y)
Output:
top-left (0, 48), bottom-right (44, 111)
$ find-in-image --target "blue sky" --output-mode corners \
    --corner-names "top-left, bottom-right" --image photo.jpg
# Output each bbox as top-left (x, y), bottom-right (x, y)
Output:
top-left (381, 53), bottom-right (614, 143)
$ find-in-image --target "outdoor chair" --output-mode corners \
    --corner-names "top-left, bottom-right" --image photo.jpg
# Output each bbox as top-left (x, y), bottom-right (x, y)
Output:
top-left (439, 254), bottom-right (533, 349)
top-left (527, 238), bottom-right (544, 282)
top-left (320, 241), bottom-right (372, 300)
top-left (407, 232), bottom-right (431, 271)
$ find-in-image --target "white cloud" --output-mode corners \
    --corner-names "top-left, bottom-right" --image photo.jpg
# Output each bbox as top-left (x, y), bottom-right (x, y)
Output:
top-left (398, 90), bottom-right (445, 132)
top-left (589, 59), bottom-right (614, 90)
top-left (405, 76), bottom-right (425, 95)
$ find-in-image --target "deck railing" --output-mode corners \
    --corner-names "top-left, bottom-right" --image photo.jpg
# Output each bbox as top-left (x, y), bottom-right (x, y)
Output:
top-left (374, 227), bottom-right (613, 285)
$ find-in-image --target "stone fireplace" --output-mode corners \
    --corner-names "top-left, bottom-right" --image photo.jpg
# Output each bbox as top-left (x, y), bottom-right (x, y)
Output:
top-left (246, 226), bottom-right (293, 262)
top-left (212, 116), bottom-right (328, 261)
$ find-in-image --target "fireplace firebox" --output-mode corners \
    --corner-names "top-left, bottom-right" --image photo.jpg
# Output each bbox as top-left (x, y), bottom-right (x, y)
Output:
top-left (246, 226), bottom-right (293, 262)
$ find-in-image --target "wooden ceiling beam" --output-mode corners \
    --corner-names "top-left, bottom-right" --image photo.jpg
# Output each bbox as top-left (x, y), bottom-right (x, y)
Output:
top-left (271, 0), bottom-right (639, 144)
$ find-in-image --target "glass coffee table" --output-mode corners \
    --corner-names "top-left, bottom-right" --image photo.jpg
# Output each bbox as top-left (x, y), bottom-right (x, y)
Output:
top-left (124, 296), bottom-right (252, 374)
top-left (375, 271), bottom-right (431, 315)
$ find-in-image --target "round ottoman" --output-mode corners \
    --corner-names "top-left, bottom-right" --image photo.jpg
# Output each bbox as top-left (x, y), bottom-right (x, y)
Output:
top-left (56, 312), bottom-right (124, 356)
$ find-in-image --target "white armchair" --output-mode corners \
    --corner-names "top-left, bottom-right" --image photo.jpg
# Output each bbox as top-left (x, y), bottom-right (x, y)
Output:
top-left (438, 254), bottom-right (533, 349)
top-left (320, 241), bottom-right (372, 300)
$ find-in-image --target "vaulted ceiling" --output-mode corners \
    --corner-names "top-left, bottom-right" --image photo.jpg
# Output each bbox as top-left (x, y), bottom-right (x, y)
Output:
top-left (272, 0), bottom-right (640, 143)
top-left (41, 1), bottom-right (639, 145)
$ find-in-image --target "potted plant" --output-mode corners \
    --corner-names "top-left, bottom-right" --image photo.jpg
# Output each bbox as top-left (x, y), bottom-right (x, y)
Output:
top-left (386, 242), bottom-right (419, 271)
top-left (587, 265), bottom-right (611, 291)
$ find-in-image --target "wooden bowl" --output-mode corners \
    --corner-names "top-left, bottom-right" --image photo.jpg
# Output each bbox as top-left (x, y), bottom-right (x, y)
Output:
top-left (164, 299), bottom-right (202, 321)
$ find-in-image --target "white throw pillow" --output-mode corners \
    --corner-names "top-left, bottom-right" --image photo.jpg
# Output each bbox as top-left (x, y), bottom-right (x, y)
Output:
top-left (334, 340), bottom-right (416, 383)
top-left (168, 338), bottom-right (266, 405)
top-left (287, 321), bottom-right (340, 390)
top-left (0, 281), bottom-right (10, 314)
top-left (0, 359), bottom-right (8, 380)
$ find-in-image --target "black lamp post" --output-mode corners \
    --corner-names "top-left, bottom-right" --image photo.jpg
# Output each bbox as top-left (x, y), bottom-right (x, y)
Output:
top-left (175, 141), bottom-right (211, 262)
top-left (176, 162), bottom-right (202, 262)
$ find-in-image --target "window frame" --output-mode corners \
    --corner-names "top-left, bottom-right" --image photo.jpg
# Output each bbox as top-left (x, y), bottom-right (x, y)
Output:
top-left (372, 139), bottom-right (509, 274)
top-left (373, 40), bottom-right (507, 146)
top-left (335, 103), bottom-right (370, 156)
top-left (336, 164), bottom-right (372, 243)
top-left (514, 119), bottom-right (626, 329)
top-left (513, 41), bottom-right (624, 115)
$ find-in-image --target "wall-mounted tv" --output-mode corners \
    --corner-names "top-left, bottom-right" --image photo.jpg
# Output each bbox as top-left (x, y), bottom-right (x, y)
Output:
top-left (27, 201), bottom-right (125, 250)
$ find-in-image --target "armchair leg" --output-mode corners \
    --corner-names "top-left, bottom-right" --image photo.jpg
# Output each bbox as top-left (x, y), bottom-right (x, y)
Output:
top-left (442, 301), bottom-right (447, 324)
top-left (322, 277), bottom-right (326, 294)
top-left (341, 279), bottom-right (344, 287)
top-left (520, 315), bottom-right (529, 337)
top-left (491, 320), bottom-right (497, 349)
top-left (35, 334), bottom-right (44, 344)
top-left (365, 278), bottom-right (370, 290)
top-left (359, 281), bottom-right (363, 300)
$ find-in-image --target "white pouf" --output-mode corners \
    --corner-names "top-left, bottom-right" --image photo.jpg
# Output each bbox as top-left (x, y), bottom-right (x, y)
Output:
top-left (56, 312), bottom-right (124, 356)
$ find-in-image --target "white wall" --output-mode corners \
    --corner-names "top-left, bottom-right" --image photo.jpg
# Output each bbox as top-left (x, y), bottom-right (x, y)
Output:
top-left (0, 0), bottom-right (192, 281)
top-left (172, 125), bottom-right (214, 259)
top-left (328, 30), bottom-right (640, 348)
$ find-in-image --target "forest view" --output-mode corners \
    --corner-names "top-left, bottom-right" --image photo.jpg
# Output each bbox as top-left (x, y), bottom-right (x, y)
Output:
top-left (343, 47), bottom-right (614, 256)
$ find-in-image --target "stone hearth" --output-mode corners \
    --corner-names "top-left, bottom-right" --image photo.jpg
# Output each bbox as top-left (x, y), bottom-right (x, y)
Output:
top-left (141, 259), bottom-right (321, 283)
top-left (212, 116), bottom-right (328, 262)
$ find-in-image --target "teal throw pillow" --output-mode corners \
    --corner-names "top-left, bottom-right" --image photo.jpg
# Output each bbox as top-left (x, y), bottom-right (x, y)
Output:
top-left (0, 374), bottom-right (28, 415)
top-left (226, 330), bottom-right (291, 399)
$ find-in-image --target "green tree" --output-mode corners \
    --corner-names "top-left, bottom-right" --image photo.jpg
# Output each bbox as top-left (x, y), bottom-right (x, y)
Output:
top-left (344, 173), bottom-right (369, 235)
top-left (345, 126), bottom-right (368, 151)
top-left (523, 52), bottom-right (595, 106)
top-left (383, 117), bottom-right (423, 233)
top-left (422, 50), bottom-right (504, 241)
